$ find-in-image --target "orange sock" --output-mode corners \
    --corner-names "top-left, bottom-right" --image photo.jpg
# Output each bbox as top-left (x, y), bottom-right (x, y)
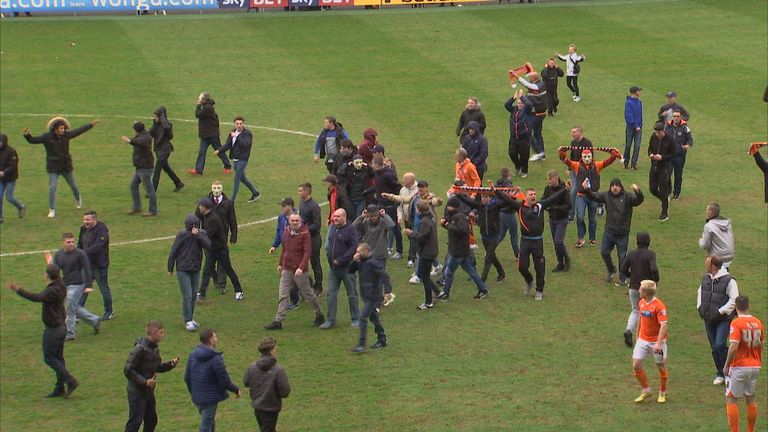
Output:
top-left (659, 369), bottom-right (668, 393)
top-left (746, 403), bottom-right (757, 432)
top-left (633, 368), bottom-right (649, 389)
top-left (726, 402), bottom-right (740, 432)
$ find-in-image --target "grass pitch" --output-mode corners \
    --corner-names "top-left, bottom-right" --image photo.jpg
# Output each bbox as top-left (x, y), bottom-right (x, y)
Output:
top-left (1, 1), bottom-right (766, 430)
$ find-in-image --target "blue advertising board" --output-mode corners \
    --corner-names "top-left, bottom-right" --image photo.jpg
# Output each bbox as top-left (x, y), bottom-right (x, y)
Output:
top-left (0, 0), bottom-right (218, 13)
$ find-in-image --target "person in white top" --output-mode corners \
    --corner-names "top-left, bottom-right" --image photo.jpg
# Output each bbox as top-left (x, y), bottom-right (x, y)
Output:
top-left (556, 44), bottom-right (585, 102)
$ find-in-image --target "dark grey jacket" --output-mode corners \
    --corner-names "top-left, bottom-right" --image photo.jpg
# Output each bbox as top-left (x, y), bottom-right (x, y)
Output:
top-left (243, 356), bottom-right (291, 412)
top-left (168, 214), bottom-right (211, 273)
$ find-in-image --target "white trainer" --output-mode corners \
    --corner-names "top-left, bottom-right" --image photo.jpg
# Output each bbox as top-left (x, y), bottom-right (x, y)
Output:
top-left (48, 209), bottom-right (56, 218)
top-left (409, 275), bottom-right (420, 284)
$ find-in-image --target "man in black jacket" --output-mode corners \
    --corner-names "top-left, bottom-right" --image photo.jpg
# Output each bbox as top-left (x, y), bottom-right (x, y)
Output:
top-left (197, 181), bottom-right (238, 295)
top-left (648, 123), bottom-right (675, 221)
top-left (299, 182), bottom-right (323, 297)
top-left (77, 210), bottom-right (114, 320)
top-left (405, 200), bottom-right (440, 309)
top-left (456, 192), bottom-right (505, 283)
top-left (460, 121), bottom-right (489, 180)
top-left (584, 178), bottom-right (644, 284)
top-left (168, 214), bottom-right (211, 331)
top-left (122, 122), bottom-right (157, 217)
top-left (339, 155), bottom-right (374, 219)
top-left (319, 209), bottom-right (360, 329)
top-left (124, 320), bottom-right (179, 432)
top-left (8, 264), bottom-right (79, 398)
top-left (621, 231), bottom-right (659, 347)
top-left (149, 106), bottom-right (183, 193)
top-left (542, 171), bottom-right (571, 272)
top-left (189, 92), bottom-right (231, 176)
top-left (541, 58), bottom-right (564, 116)
top-left (0, 133), bottom-right (27, 223)
top-left (664, 111), bottom-right (693, 200)
top-left (456, 97), bottom-right (486, 144)
top-left (197, 198), bottom-right (244, 301)
top-left (435, 197), bottom-right (488, 301)
top-left (216, 116), bottom-right (259, 202)
top-left (494, 184), bottom-right (568, 301)
top-left (23, 116), bottom-right (99, 218)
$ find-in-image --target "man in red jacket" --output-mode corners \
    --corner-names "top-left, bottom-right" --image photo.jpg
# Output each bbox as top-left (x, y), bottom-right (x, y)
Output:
top-left (264, 214), bottom-right (325, 330)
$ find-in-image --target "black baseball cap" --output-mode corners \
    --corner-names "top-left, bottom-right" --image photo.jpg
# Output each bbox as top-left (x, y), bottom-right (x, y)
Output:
top-left (666, 91), bottom-right (677, 97)
top-left (372, 144), bottom-right (385, 154)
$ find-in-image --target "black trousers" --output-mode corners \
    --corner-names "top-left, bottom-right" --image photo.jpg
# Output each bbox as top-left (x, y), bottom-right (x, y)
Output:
top-left (508, 136), bottom-right (531, 174)
top-left (480, 236), bottom-right (505, 280)
top-left (200, 247), bottom-right (242, 296)
top-left (254, 409), bottom-right (279, 432)
top-left (152, 157), bottom-right (182, 192)
top-left (416, 256), bottom-right (438, 304)
top-left (649, 166), bottom-right (670, 215)
top-left (546, 87), bottom-right (560, 114)
top-left (519, 238), bottom-right (546, 292)
top-left (125, 391), bottom-right (158, 432)
top-left (566, 76), bottom-right (580, 97)
top-left (43, 325), bottom-right (75, 391)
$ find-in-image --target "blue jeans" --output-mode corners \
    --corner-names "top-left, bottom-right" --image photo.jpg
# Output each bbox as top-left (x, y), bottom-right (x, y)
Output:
top-left (231, 159), bottom-right (258, 202)
top-left (575, 195), bottom-right (598, 241)
top-left (351, 200), bottom-right (366, 220)
top-left (358, 300), bottom-right (386, 347)
top-left (624, 126), bottom-right (642, 168)
top-left (497, 211), bottom-right (520, 257)
top-left (325, 265), bottom-right (358, 324)
top-left (374, 257), bottom-right (393, 295)
top-left (177, 271), bottom-right (199, 322)
top-left (79, 266), bottom-right (113, 315)
top-left (549, 217), bottom-right (569, 267)
top-left (130, 168), bottom-right (157, 214)
top-left (195, 136), bottom-right (231, 174)
top-left (0, 181), bottom-right (25, 220)
top-left (600, 231), bottom-right (628, 275)
top-left (530, 115), bottom-right (545, 155)
top-left (48, 171), bottom-right (80, 210)
top-left (704, 319), bottom-right (731, 378)
top-left (65, 284), bottom-right (99, 338)
top-left (196, 402), bottom-right (218, 432)
top-left (442, 253), bottom-right (487, 296)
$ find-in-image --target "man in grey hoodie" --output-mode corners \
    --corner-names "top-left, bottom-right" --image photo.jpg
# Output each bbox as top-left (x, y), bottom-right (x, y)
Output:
top-left (244, 337), bottom-right (291, 432)
top-left (698, 203), bottom-right (735, 269)
top-left (168, 214), bottom-right (211, 331)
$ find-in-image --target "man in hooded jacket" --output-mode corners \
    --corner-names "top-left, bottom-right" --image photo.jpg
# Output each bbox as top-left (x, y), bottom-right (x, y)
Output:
top-left (244, 336), bottom-right (291, 432)
top-left (168, 214), bottom-right (211, 331)
top-left (189, 92), bottom-right (231, 176)
top-left (698, 203), bottom-right (735, 269)
top-left (461, 121), bottom-right (489, 181)
top-left (122, 122), bottom-right (157, 216)
top-left (149, 106), bottom-right (184, 193)
top-left (23, 116), bottom-right (99, 218)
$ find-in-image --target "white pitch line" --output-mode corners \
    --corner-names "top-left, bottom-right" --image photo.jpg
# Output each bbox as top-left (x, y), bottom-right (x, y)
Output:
top-left (0, 112), bottom-right (317, 137)
top-left (0, 202), bottom-right (330, 258)
top-left (0, 111), bottom-right (326, 258)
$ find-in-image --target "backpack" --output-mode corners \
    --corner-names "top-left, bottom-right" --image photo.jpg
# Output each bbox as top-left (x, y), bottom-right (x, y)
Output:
top-left (571, 55), bottom-right (582, 74)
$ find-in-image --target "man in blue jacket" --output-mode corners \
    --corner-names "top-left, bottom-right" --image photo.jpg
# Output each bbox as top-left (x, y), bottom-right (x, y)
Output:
top-left (349, 243), bottom-right (387, 353)
top-left (624, 86), bottom-right (643, 170)
top-left (185, 329), bottom-right (240, 432)
top-left (77, 210), bottom-right (114, 320)
top-left (319, 209), bottom-right (360, 329)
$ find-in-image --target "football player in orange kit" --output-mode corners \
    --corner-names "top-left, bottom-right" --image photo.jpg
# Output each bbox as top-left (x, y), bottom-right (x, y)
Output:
top-left (631, 280), bottom-right (669, 404)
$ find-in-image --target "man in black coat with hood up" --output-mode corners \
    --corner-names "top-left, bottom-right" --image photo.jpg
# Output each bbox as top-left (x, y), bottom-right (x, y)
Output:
top-left (150, 106), bottom-right (184, 193)
top-left (189, 92), bottom-right (231, 176)
top-left (122, 122), bottom-right (157, 217)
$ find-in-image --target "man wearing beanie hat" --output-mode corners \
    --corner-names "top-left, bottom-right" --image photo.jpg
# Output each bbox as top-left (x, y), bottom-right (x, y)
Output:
top-left (584, 178), bottom-right (644, 285)
top-left (23, 116), bottom-right (100, 218)
top-left (435, 196), bottom-right (488, 301)
top-left (648, 122), bottom-right (675, 221)
top-left (122, 121), bottom-right (157, 217)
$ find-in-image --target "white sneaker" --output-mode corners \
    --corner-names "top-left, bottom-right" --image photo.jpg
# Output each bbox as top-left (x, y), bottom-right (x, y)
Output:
top-left (409, 275), bottom-right (420, 284)
top-left (76, 196), bottom-right (83, 209)
top-left (469, 243), bottom-right (479, 250)
top-left (47, 209), bottom-right (56, 218)
top-left (535, 292), bottom-right (543, 301)
top-left (235, 292), bottom-right (244, 301)
top-left (191, 320), bottom-right (200, 329)
top-left (574, 96), bottom-right (581, 102)
top-left (383, 293), bottom-right (396, 306)
top-left (431, 264), bottom-right (442, 276)
top-left (529, 152), bottom-right (546, 162)
top-left (406, 260), bottom-right (415, 268)
top-left (185, 321), bottom-right (197, 331)
top-left (713, 376), bottom-right (725, 386)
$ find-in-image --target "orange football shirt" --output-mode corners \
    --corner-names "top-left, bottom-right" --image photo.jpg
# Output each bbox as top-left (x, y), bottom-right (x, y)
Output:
top-left (638, 297), bottom-right (668, 342)
top-left (729, 315), bottom-right (764, 368)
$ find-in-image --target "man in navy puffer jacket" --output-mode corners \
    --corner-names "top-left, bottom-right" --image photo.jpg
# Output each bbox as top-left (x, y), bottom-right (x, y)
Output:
top-left (184, 328), bottom-right (240, 432)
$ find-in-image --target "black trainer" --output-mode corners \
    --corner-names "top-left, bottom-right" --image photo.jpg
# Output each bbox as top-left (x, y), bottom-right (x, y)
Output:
top-left (473, 291), bottom-right (488, 300)
top-left (264, 321), bottom-right (283, 330)
top-left (313, 314), bottom-right (325, 326)
top-left (64, 380), bottom-right (79, 398)
top-left (248, 191), bottom-right (261, 203)
top-left (45, 388), bottom-right (65, 398)
top-left (370, 339), bottom-right (387, 349)
top-left (623, 330), bottom-right (633, 348)
top-left (496, 275), bottom-right (506, 283)
top-left (173, 183), bottom-right (185, 192)
top-left (552, 265), bottom-right (565, 273)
